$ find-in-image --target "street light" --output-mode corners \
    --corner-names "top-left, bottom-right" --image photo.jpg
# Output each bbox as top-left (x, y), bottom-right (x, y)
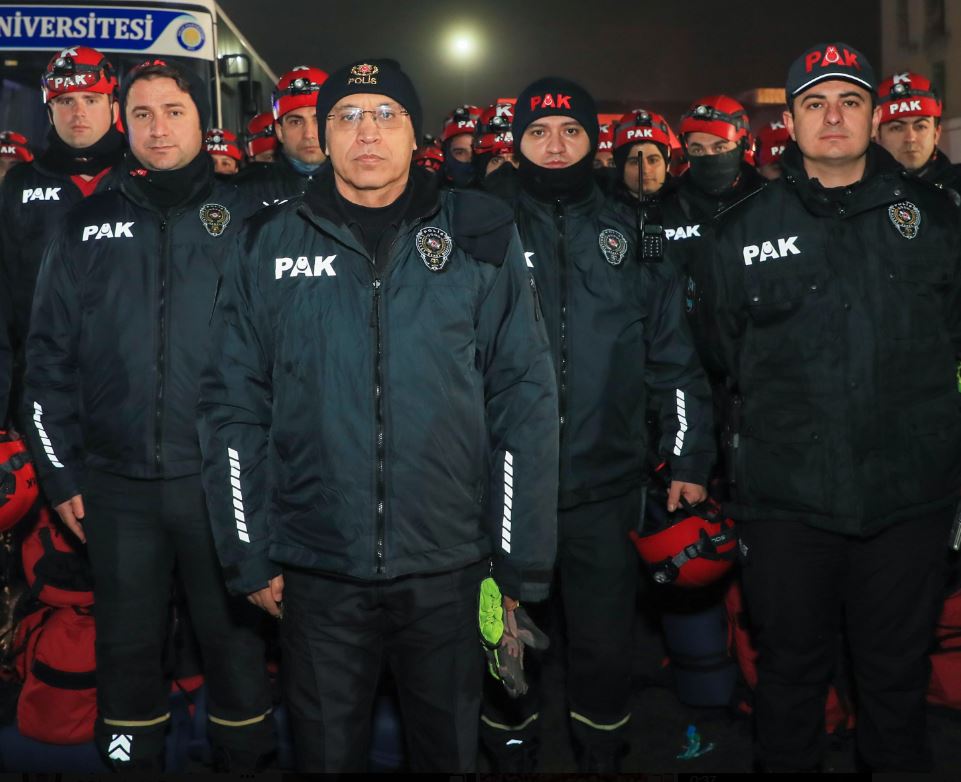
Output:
top-left (445, 26), bottom-right (481, 102)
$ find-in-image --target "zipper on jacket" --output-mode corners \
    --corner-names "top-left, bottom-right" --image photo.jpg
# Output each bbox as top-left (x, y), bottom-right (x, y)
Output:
top-left (154, 218), bottom-right (168, 471)
top-left (554, 200), bottom-right (568, 430)
top-left (371, 277), bottom-right (387, 573)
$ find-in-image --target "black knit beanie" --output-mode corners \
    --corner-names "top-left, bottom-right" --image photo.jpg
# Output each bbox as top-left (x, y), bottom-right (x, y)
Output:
top-left (512, 77), bottom-right (599, 151)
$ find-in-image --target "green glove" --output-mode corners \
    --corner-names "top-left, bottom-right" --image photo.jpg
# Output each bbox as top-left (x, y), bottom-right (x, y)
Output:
top-left (478, 576), bottom-right (549, 697)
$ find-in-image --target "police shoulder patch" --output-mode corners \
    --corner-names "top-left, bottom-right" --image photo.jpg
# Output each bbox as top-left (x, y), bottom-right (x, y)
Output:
top-left (887, 200), bottom-right (921, 240)
top-left (199, 203), bottom-right (231, 237)
top-left (415, 226), bottom-right (454, 272)
top-left (599, 227), bottom-right (629, 265)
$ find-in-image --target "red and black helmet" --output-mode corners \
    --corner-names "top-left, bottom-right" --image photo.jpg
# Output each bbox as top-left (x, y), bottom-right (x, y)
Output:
top-left (613, 109), bottom-right (673, 154)
top-left (41, 46), bottom-right (117, 103)
top-left (630, 465), bottom-right (738, 588)
top-left (878, 71), bottom-right (942, 123)
top-left (755, 120), bottom-right (790, 168)
top-left (0, 131), bottom-right (33, 163)
top-left (272, 65), bottom-right (329, 121)
top-left (597, 119), bottom-right (615, 153)
top-left (680, 95), bottom-right (751, 147)
top-left (413, 143), bottom-right (444, 173)
top-left (0, 432), bottom-right (38, 534)
top-left (204, 128), bottom-right (243, 161)
top-left (245, 111), bottom-right (277, 158)
top-left (442, 104), bottom-right (482, 141)
top-left (473, 101), bottom-right (515, 156)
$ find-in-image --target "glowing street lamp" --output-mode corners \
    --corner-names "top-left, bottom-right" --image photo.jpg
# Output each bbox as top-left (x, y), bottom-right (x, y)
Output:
top-left (445, 27), bottom-right (481, 101)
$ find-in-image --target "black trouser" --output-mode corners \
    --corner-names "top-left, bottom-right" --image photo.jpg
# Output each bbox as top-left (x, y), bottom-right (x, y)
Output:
top-left (738, 510), bottom-right (952, 772)
top-left (482, 490), bottom-right (640, 760)
top-left (279, 559), bottom-right (487, 773)
top-left (83, 470), bottom-right (274, 768)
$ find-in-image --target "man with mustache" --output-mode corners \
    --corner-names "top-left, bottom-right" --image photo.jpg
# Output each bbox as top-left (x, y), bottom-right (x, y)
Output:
top-left (702, 42), bottom-right (961, 773)
top-left (199, 58), bottom-right (558, 773)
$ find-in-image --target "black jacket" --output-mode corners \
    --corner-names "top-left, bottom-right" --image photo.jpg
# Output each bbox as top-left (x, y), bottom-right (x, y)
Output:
top-left (0, 152), bottom-right (120, 423)
top-left (234, 151), bottom-right (324, 207)
top-left (198, 166), bottom-right (559, 600)
top-left (22, 154), bottom-right (255, 508)
top-left (917, 149), bottom-right (961, 198)
top-left (702, 142), bottom-right (961, 533)
top-left (484, 165), bottom-right (715, 507)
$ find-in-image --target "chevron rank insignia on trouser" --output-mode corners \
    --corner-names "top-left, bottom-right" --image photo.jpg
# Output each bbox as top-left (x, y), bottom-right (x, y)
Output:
top-left (108, 733), bottom-right (132, 762)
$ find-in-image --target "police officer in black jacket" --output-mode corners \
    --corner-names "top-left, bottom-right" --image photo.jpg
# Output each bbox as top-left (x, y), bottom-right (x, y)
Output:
top-left (0, 46), bottom-right (125, 425)
top-left (198, 59), bottom-right (559, 774)
top-left (702, 42), bottom-right (961, 772)
top-left (23, 59), bottom-right (274, 771)
top-left (481, 77), bottom-right (715, 772)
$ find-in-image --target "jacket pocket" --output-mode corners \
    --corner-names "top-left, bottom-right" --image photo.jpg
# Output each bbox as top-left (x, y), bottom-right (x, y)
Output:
top-left (884, 252), bottom-right (952, 341)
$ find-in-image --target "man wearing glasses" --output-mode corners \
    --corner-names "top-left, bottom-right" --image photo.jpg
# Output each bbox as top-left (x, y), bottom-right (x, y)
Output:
top-left (199, 58), bottom-right (559, 773)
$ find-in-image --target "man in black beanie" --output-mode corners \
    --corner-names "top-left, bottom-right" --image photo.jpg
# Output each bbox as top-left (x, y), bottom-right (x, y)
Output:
top-left (481, 76), bottom-right (715, 773)
top-left (198, 58), bottom-right (559, 773)
top-left (0, 46), bottom-right (125, 427)
top-left (23, 58), bottom-right (274, 771)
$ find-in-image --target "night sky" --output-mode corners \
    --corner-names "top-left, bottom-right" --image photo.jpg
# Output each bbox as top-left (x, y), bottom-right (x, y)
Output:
top-left (218, 0), bottom-right (880, 131)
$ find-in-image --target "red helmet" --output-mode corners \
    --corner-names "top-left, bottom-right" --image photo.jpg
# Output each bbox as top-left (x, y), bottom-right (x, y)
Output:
top-left (878, 71), bottom-right (942, 123)
top-left (245, 111), bottom-right (277, 158)
top-left (473, 101), bottom-right (515, 156)
top-left (756, 120), bottom-right (790, 168)
top-left (413, 144), bottom-right (444, 173)
top-left (680, 95), bottom-right (751, 147)
top-left (441, 104), bottom-right (482, 141)
top-left (0, 131), bottom-right (33, 163)
top-left (613, 109), bottom-right (673, 155)
top-left (597, 119), bottom-right (615, 153)
top-left (204, 128), bottom-right (243, 161)
top-left (272, 65), bottom-right (328, 121)
top-left (630, 466), bottom-right (738, 588)
top-left (41, 46), bottom-right (117, 104)
top-left (0, 432), bottom-right (38, 533)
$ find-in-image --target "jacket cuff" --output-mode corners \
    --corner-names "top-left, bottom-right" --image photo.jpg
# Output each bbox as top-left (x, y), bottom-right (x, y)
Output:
top-left (222, 556), bottom-right (283, 597)
top-left (492, 554), bottom-right (553, 604)
top-left (40, 468), bottom-right (81, 509)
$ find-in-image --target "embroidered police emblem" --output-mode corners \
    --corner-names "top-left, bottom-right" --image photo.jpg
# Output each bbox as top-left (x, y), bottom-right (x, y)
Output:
top-left (888, 201), bottom-right (921, 239)
top-left (415, 226), bottom-right (453, 271)
top-left (348, 63), bottom-right (379, 85)
top-left (599, 228), bottom-right (628, 265)
top-left (199, 203), bottom-right (231, 237)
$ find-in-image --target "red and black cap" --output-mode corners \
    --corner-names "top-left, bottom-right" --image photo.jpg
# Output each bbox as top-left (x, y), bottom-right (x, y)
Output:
top-left (597, 120), bottom-right (614, 153)
top-left (42, 46), bottom-right (117, 103)
top-left (441, 105), bottom-right (482, 141)
top-left (413, 143), bottom-right (444, 173)
top-left (878, 72), bottom-right (942, 123)
top-left (272, 65), bottom-right (328, 121)
top-left (512, 76), bottom-right (599, 151)
top-left (679, 95), bottom-right (750, 146)
top-left (245, 111), bottom-right (277, 158)
top-left (755, 120), bottom-right (790, 168)
top-left (205, 128), bottom-right (243, 161)
top-left (0, 131), bottom-right (33, 162)
top-left (786, 42), bottom-right (876, 100)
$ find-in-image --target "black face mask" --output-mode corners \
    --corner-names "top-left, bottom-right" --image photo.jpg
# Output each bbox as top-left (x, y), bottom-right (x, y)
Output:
top-left (516, 149), bottom-right (595, 202)
top-left (444, 156), bottom-right (475, 188)
top-left (687, 146), bottom-right (743, 195)
top-left (42, 125), bottom-right (126, 176)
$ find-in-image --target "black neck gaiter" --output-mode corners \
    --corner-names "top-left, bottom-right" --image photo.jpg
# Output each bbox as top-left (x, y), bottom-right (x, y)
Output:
top-left (42, 126), bottom-right (126, 176)
top-left (687, 146), bottom-right (743, 196)
top-left (516, 150), bottom-right (595, 203)
top-left (125, 150), bottom-right (212, 210)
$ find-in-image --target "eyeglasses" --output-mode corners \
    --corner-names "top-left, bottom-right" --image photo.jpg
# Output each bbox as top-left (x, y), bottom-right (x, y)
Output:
top-left (327, 105), bottom-right (409, 129)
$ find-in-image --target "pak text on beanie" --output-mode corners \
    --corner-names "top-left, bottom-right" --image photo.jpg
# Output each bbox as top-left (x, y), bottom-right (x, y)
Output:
top-left (512, 77), bottom-right (599, 152)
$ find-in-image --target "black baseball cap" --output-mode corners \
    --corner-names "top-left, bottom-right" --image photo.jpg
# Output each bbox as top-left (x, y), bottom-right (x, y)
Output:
top-left (786, 42), bottom-right (877, 100)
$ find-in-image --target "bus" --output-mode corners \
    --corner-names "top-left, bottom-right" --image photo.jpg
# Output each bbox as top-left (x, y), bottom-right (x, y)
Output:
top-left (0, 0), bottom-right (277, 148)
